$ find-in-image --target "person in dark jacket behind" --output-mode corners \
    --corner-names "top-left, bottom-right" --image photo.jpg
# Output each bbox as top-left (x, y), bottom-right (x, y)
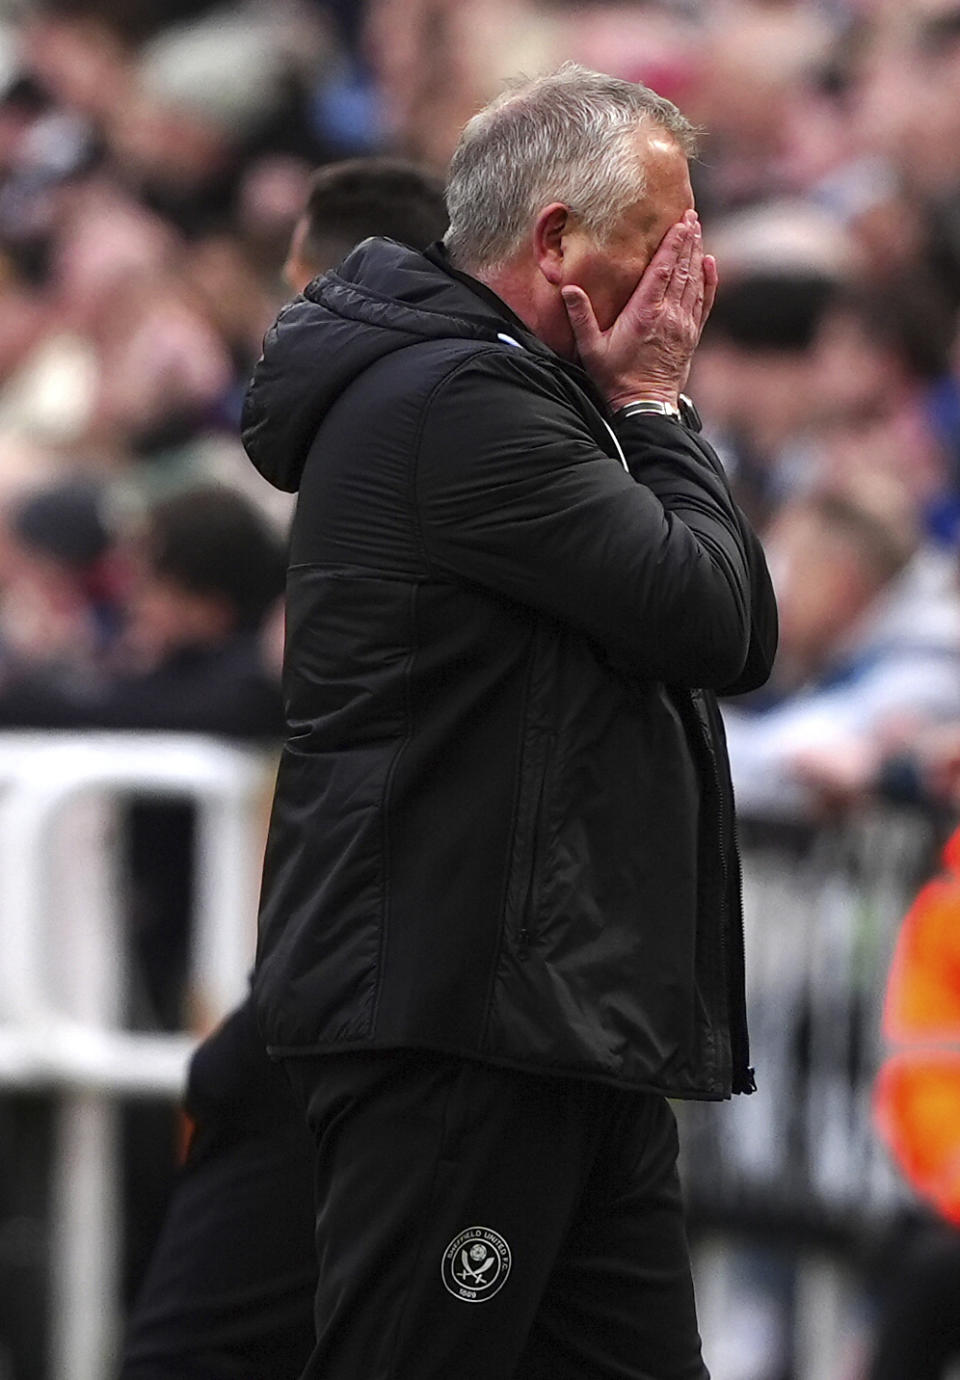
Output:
top-left (118, 158), bottom-right (450, 1379)
top-left (0, 484), bottom-right (285, 739)
top-left (244, 63), bottom-right (777, 1380)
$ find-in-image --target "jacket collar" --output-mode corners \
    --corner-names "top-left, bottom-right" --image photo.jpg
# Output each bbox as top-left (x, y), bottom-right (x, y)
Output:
top-left (422, 242), bottom-right (611, 416)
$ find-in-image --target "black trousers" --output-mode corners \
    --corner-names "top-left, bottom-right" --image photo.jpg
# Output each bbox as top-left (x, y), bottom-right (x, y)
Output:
top-left (285, 1050), bottom-right (710, 1380)
top-left (118, 1003), bottom-right (316, 1378)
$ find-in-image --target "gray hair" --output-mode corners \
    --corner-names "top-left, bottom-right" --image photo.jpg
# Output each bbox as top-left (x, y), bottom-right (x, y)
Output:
top-left (444, 63), bottom-right (699, 272)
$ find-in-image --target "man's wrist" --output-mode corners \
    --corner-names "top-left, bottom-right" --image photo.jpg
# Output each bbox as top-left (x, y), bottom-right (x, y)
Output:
top-left (606, 386), bottom-right (680, 412)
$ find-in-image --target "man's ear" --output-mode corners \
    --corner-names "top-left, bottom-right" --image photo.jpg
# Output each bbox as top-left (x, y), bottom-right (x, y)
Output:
top-left (532, 203), bottom-right (570, 287)
top-left (283, 254), bottom-right (311, 296)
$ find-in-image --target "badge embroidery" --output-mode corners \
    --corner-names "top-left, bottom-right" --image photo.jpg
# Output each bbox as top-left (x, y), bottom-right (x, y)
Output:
top-left (441, 1226), bottom-right (512, 1303)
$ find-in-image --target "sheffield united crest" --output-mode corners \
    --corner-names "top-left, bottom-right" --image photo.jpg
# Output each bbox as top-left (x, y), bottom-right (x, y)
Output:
top-left (441, 1226), bottom-right (512, 1303)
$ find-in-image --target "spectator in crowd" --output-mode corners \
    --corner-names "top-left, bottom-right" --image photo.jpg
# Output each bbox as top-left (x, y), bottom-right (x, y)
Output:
top-left (723, 481), bottom-right (960, 818)
top-left (0, 483), bottom-right (285, 736)
top-left (0, 476), bottom-right (128, 672)
top-left (869, 826), bottom-right (960, 1379)
top-left (119, 155), bottom-right (448, 1380)
top-left (690, 262), bottom-right (841, 528)
top-left (807, 277), bottom-right (960, 540)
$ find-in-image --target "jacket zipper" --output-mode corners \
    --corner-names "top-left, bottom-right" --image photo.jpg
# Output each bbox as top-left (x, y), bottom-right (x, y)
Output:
top-left (517, 732), bottom-right (554, 957)
top-left (727, 818), bottom-right (755, 1093)
top-left (692, 690), bottom-right (755, 1093)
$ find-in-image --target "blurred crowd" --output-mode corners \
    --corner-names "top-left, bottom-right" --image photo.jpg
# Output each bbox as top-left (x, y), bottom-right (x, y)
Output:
top-left (1, 0), bottom-right (960, 828)
top-left (0, 0), bottom-right (959, 822)
top-left (3, 0), bottom-right (960, 1374)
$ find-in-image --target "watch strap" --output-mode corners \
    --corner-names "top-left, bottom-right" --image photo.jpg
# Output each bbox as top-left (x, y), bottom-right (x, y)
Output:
top-left (615, 398), bottom-right (681, 422)
top-left (613, 394), bottom-right (702, 433)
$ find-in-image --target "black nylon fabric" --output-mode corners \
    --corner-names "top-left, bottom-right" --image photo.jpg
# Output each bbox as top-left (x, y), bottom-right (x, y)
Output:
top-left (242, 238), bottom-right (777, 1099)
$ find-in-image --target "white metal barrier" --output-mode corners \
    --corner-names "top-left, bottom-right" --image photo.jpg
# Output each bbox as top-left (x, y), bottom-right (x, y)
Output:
top-left (0, 733), bottom-right (273, 1380)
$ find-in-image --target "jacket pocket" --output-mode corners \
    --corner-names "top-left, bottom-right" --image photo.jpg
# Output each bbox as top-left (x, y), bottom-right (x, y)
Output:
top-left (505, 728), bottom-right (556, 956)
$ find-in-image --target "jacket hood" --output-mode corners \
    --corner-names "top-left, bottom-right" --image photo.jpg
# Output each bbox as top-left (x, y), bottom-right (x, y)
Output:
top-left (241, 238), bottom-right (542, 493)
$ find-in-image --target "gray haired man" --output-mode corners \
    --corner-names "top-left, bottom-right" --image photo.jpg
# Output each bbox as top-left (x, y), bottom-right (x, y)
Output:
top-left (244, 64), bottom-right (777, 1380)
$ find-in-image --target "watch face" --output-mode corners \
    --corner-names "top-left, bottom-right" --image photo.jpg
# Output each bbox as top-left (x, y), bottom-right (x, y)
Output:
top-left (679, 395), bottom-right (703, 432)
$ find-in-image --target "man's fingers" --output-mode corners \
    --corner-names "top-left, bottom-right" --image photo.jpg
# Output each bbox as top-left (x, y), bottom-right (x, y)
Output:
top-left (700, 254), bottom-right (719, 330)
top-left (633, 218), bottom-right (690, 313)
top-left (561, 285), bottom-right (601, 355)
top-left (661, 219), bottom-right (696, 308)
top-left (680, 224), bottom-right (703, 316)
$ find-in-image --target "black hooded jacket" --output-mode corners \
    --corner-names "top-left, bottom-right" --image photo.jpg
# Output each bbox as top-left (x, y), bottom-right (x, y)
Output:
top-left (243, 238), bottom-right (777, 1099)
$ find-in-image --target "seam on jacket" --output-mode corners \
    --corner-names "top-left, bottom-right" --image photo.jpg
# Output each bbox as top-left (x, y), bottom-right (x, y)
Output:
top-left (479, 622), bottom-right (543, 1049)
top-left (285, 561), bottom-right (430, 581)
top-left (317, 272), bottom-right (502, 339)
top-left (267, 1037), bottom-right (730, 1101)
top-left (370, 578), bottom-right (421, 1034)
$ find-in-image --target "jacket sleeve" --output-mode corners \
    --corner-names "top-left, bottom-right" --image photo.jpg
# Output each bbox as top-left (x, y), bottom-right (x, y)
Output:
top-left (720, 518), bottom-right (778, 696)
top-left (615, 412), bottom-right (778, 695)
top-left (415, 350), bottom-right (776, 689)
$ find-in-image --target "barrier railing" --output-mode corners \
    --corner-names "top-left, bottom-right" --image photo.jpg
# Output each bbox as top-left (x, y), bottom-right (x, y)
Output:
top-left (0, 733), bottom-right (273, 1380)
top-left (682, 808), bottom-right (940, 1377)
top-left (0, 736), bottom-right (943, 1379)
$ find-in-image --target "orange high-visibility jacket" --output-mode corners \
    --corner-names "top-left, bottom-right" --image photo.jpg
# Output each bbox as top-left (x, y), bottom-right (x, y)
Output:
top-left (876, 828), bottom-right (960, 1223)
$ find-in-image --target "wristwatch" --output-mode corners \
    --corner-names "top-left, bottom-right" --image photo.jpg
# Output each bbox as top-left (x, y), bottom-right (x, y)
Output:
top-left (614, 394), bottom-right (702, 432)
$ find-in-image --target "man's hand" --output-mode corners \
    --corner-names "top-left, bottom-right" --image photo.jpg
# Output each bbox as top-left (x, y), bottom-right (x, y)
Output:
top-left (561, 210), bottom-right (717, 412)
